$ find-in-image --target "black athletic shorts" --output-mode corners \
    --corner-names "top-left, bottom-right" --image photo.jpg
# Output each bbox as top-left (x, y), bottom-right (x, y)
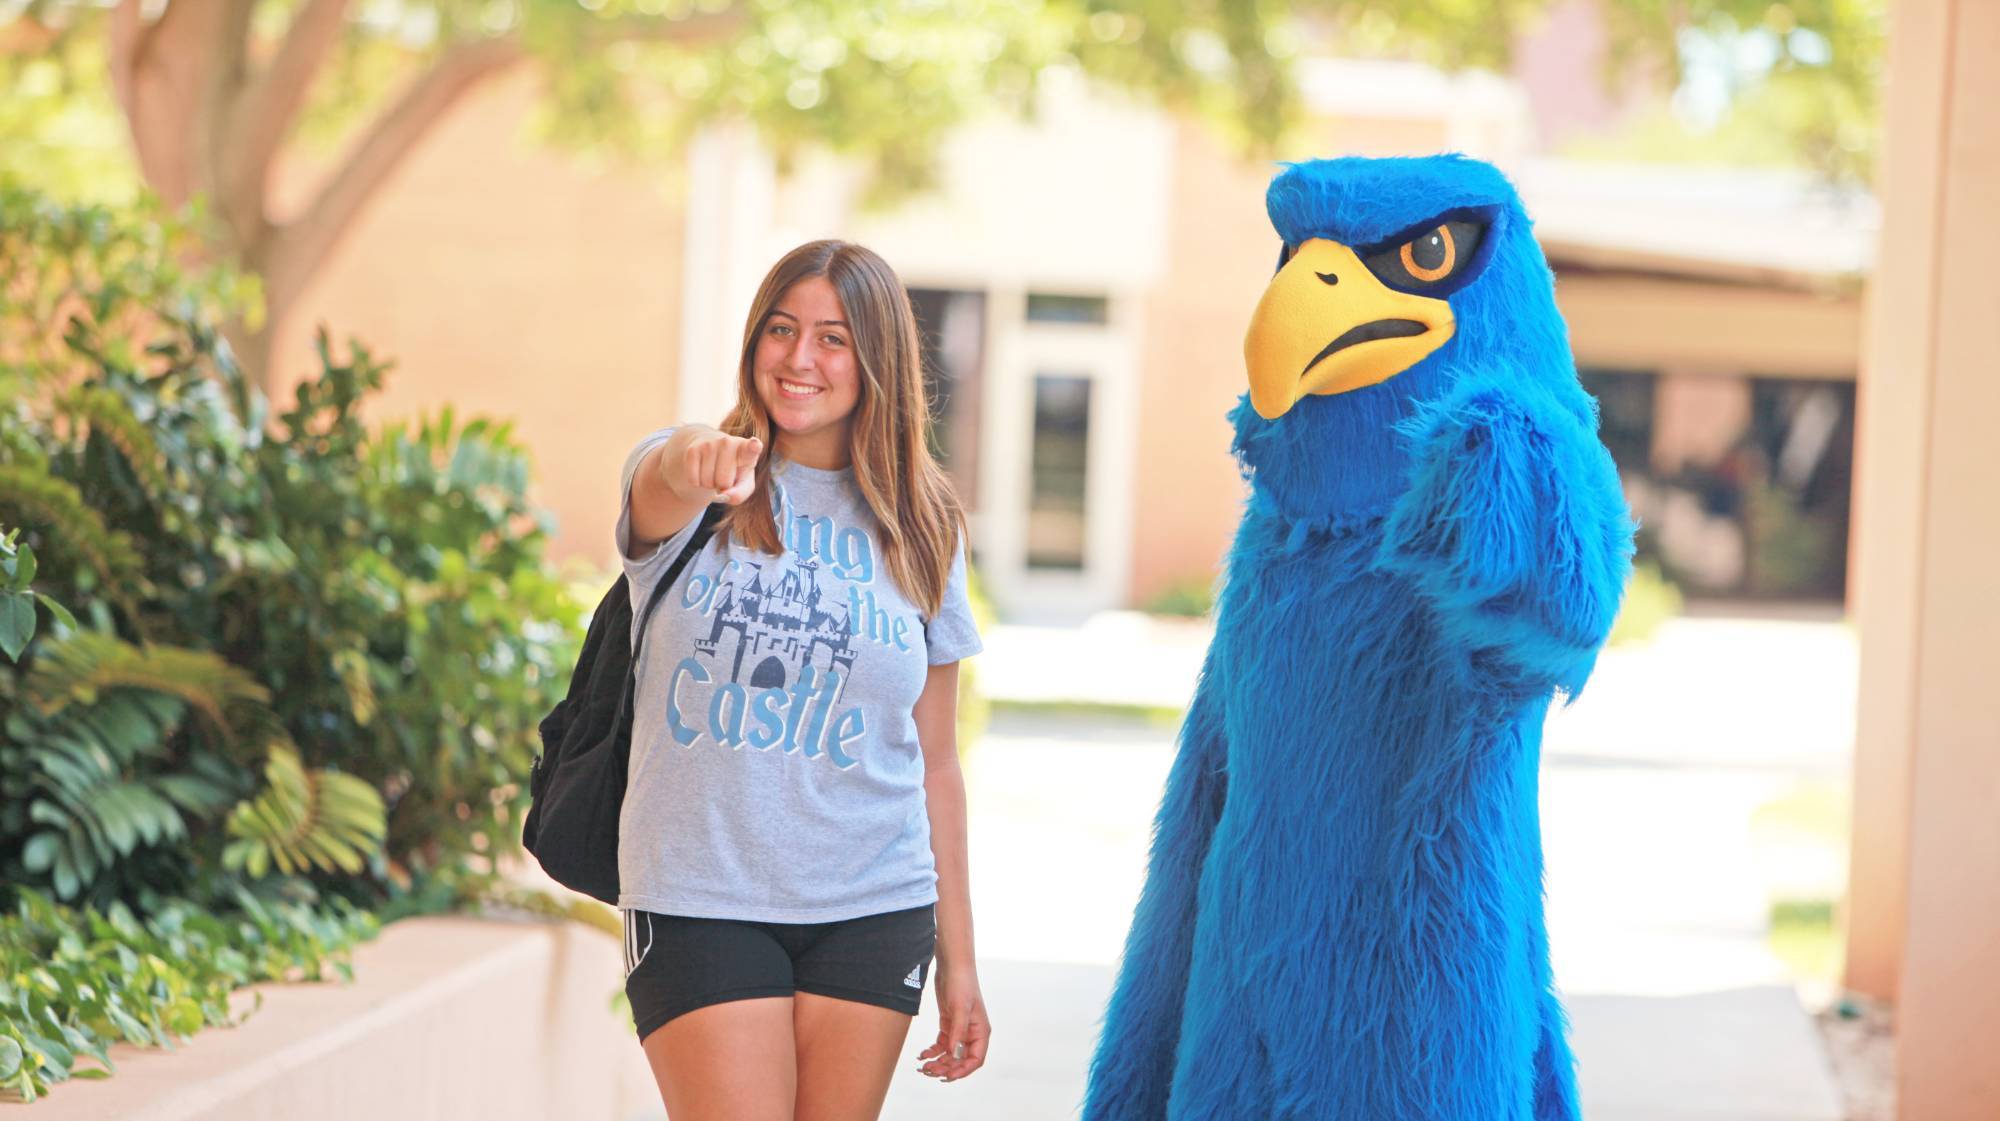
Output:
top-left (620, 903), bottom-right (937, 1043)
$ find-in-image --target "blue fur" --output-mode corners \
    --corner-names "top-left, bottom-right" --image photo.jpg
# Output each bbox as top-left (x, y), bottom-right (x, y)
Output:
top-left (1083, 156), bottom-right (1637, 1121)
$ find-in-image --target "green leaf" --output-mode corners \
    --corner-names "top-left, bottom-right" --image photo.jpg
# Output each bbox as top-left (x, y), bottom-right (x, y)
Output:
top-left (19, 1026), bottom-right (71, 1069)
top-left (103, 1004), bottom-right (148, 1042)
top-left (0, 1036), bottom-right (20, 1080)
top-left (96, 786), bottom-right (138, 852)
top-left (21, 833), bottom-right (59, 874)
top-left (166, 998), bottom-right (203, 1037)
top-left (0, 592), bottom-right (33, 660)
top-left (34, 593), bottom-right (77, 633)
top-left (14, 543), bottom-right (35, 587)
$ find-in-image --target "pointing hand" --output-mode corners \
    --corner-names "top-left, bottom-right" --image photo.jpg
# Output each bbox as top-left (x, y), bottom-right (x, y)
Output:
top-left (668, 428), bottom-right (763, 505)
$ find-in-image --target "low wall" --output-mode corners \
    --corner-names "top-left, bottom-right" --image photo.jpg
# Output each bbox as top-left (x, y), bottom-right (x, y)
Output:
top-left (33, 914), bottom-right (660, 1121)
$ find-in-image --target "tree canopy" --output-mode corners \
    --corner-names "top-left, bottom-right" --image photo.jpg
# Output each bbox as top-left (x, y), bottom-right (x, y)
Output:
top-left (0, 0), bottom-right (1881, 386)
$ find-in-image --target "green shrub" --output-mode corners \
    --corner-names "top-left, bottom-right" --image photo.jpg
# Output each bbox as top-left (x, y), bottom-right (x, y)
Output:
top-left (0, 172), bottom-right (584, 1105)
top-left (0, 185), bottom-right (258, 403)
top-left (1609, 559), bottom-right (1682, 646)
top-left (1143, 574), bottom-right (1217, 619)
top-left (0, 179), bottom-right (580, 914)
top-left (956, 560), bottom-right (995, 754)
top-left (1768, 897), bottom-right (1842, 986)
top-left (226, 339), bottom-right (581, 896)
top-left (0, 528), bottom-right (75, 662)
top-left (0, 880), bottom-right (378, 1103)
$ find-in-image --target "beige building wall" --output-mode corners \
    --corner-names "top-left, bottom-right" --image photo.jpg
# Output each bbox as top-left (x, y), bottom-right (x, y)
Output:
top-left (1557, 274), bottom-right (1861, 378)
top-left (268, 70), bottom-right (687, 578)
top-left (1128, 123), bottom-right (1264, 608)
top-left (1844, 0), bottom-right (2000, 1113)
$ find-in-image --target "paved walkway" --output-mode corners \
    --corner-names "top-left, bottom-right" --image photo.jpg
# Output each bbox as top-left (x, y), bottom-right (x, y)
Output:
top-left (876, 612), bottom-right (1854, 1121)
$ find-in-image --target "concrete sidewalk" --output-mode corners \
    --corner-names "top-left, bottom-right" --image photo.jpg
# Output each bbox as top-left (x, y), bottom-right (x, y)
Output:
top-left (882, 614), bottom-right (1855, 1120)
top-left (887, 960), bottom-right (1839, 1121)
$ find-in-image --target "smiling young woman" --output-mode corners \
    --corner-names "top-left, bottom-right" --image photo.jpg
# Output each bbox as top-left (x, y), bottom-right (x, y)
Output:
top-left (613, 240), bottom-right (989, 1121)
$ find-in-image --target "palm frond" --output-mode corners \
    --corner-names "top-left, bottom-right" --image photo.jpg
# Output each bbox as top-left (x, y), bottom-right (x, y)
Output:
top-left (53, 383), bottom-right (177, 499)
top-left (0, 464), bottom-right (146, 594)
top-left (221, 745), bottom-right (386, 878)
top-left (0, 687), bottom-right (236, 901)
top-left (20, 631), bottom-right (281, 750)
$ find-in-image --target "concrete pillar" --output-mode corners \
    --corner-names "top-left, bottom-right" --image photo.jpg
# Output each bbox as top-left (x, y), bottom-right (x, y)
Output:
top-left (1844, 0), bottom-right (2000, 1113)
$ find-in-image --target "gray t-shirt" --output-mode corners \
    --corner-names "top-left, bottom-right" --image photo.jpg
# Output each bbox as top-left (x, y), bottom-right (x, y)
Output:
top-left (612, 427), bottom-right (983, 922)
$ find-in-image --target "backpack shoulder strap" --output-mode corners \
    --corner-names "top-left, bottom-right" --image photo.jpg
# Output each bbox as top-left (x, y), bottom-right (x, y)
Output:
top-left (632, 503), bottom-right (726, 659)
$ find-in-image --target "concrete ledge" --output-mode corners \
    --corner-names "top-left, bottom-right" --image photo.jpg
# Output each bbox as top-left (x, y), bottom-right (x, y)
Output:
top-left (33, 914), bottom-right (658, 1121)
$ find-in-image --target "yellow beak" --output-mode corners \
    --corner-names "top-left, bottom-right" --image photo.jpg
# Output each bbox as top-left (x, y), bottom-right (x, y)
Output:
top-left (1243, 238), bottom-right (1455, 420)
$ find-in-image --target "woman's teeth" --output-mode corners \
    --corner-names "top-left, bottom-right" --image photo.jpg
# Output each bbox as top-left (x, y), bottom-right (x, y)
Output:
top-left (778, 379), bottom-right (824, 399)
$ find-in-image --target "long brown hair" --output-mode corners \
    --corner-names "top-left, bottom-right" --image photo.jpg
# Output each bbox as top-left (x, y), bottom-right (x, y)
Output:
top-left (718, 240), bottom-right (967, 618)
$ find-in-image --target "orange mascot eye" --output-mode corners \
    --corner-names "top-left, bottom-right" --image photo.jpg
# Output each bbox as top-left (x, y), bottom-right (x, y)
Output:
top-left (1399, 226), bottom-right (1456, 283)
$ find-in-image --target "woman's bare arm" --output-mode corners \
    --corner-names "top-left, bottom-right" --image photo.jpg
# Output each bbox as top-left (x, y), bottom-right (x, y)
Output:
top-left (915, 661), bottom-right (990, 1081)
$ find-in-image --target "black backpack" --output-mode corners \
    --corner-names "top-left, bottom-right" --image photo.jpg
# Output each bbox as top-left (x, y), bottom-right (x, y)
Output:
top-left (521, 504), bottom-right (723, 903)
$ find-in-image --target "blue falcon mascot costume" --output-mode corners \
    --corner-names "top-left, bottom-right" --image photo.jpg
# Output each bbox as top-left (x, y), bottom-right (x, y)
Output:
top-left (1083, 155), bottom-right (1636, 1121)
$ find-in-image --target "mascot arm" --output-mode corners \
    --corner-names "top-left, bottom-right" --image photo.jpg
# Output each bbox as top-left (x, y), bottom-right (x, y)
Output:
top-left (1375, 374), bottom-right (1635, 701)
top-left (1082, 651), bottom-right (1230, 1121)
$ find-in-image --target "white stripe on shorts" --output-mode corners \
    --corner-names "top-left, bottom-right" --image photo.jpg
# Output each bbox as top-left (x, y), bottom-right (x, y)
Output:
top-left (621, 908), bottom-right (654, 977)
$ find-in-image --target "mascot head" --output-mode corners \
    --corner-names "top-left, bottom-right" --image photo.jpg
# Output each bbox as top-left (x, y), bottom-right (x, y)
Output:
top-left (1232, 154), bottom-right (1577, 516)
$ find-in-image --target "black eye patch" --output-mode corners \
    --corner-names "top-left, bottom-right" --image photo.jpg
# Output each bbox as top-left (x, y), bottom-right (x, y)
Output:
top-left (1359, 217), bottom-right (1491, 297)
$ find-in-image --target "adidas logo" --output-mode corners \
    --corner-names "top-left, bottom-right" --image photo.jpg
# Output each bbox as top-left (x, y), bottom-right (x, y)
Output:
top-left (902, 965), bottom-right (924, 989)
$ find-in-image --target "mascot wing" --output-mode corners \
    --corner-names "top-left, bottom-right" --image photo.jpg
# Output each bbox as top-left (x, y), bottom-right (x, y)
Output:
top-left (1375, 368), bottom-right (1636, 703)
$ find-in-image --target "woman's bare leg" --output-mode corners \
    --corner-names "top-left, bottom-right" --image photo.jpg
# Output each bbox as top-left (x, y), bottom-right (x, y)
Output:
top-left (792, 992), bottom-right (916, 1121)
top-left (641, 997), bottom-right (797, 1121)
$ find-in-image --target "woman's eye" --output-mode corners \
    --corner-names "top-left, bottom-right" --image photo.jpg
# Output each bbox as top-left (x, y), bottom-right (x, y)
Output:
top-left (822, 334), bottom-right (846, 347)
top-left (770, 323), bottom-right (793, 337)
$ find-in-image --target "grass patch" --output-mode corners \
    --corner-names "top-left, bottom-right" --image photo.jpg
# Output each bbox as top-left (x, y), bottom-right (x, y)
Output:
top-left (1609, 560), bottom-right (1682, 646)
top-left (990, 698), bottom-right (1188, 728)
top-left (1752, 779), bottom-right (1851, 841)
top-left (1752, 781), bottom-right (1850, 989)
top-left (1769, 897), bottom-right (1843, 984)
top-left (1142, 576), bottom-right (1216, 619)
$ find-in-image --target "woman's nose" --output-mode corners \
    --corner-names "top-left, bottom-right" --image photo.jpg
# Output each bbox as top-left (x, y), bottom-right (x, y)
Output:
top-left (789, 338), bottom-right (818, 371)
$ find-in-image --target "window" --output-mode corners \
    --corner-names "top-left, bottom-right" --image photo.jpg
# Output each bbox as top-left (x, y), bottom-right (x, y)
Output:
top-left (1027, 374), bottom-right (1091, 569)
top-left (1025, 293), bottom-right (1109, 325)
top-left (1742, 378), bottom-right (1854, 600)
top-left (1579, 367), bottom-right (1657, 471)
top-left (1576, 367), bottom-right (1854, 602)
top-left (908, 288), bottom-right (986, 510)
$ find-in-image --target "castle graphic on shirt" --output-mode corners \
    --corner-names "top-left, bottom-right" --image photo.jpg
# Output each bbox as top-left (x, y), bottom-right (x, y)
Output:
top-left (657, 490), bottom-right (918, 770)
top-left (692, 555), bottom-right (857, 690)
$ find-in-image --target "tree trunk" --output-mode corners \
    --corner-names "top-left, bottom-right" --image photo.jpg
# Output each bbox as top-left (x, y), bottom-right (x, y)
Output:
top-left (105, 1), bottom-right (742, 396)
top-left (222, 316), bottom-right (274, 399)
